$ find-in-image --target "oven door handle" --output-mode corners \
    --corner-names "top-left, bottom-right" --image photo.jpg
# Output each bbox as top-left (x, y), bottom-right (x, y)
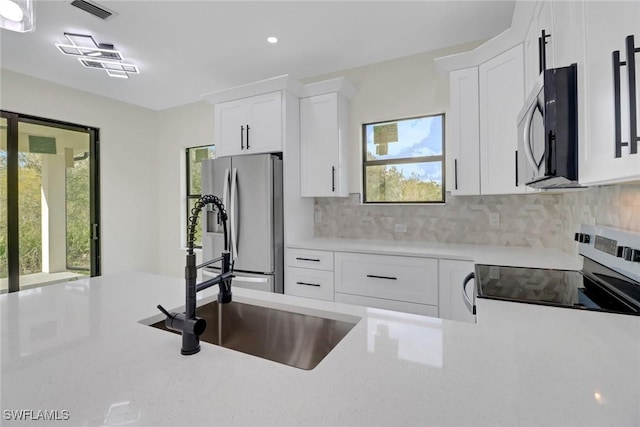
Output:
top-left (462, 272), bottom-right (476, 315)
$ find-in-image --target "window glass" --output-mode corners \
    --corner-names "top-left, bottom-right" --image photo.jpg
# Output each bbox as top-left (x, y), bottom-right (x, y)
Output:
top-left (186, 145), bottom-right (215, 248)
top-left (363, 114), bottom-right (445, 203)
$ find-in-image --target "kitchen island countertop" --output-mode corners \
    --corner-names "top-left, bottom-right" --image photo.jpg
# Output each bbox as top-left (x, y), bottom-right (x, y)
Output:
top-left (1, 271), bottom-right (638, 426)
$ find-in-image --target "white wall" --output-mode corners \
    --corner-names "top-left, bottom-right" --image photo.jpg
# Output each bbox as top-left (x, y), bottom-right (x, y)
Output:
top-left (1, 69), bottom-right (160, 275)
top-left (302, 41), bottom-right (480, 193)
top-left (155, 101), bottom-right (214, 278)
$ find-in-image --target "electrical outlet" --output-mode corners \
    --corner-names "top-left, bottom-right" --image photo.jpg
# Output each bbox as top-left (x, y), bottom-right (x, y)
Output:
top-left (489, 212), bottom-right (500, 227)
top-left (314, 210), bottom-right (322, 223)
top-left (394, 223), bottom-right (408, 233)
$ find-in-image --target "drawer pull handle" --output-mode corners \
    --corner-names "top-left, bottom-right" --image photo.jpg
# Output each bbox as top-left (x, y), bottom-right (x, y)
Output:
top-left (366, 274), bottom-right (397, 280)
top-left (296, 257), bottom-right (321, 262)
top-left (296, 281), bottom-right (321, 287)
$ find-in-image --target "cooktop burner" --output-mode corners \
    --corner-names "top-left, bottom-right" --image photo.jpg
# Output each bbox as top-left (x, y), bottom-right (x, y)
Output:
top-left (476, 262), bottom-right (640, 315)
top-left (475, 225), bottom-right (640, 316)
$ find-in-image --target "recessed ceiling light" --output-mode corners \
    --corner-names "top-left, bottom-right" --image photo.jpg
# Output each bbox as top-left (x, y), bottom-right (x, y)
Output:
top-left (267, 36), bottom-right (278, 44)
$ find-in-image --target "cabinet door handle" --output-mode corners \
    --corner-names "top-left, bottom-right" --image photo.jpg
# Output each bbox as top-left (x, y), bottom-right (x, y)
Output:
top-left (454, 159), bottom-right (458, 190)
top-left (246, 124), bottom-right (250, 149)
top-left (240, 125), bottom-right (245, 150)
top-left (538, 29), bottom-right (550, 73)
top-left (514, 150), bottom-right (518, 187)
top-left (296, 281), bottom-right (321, 287)
top-left (295, 257), bottom-right (320, 262)
top-left (331, 166), bottom-right (336, 192)
top-left (366, 274), bottom-right (397, 280)
top-left (626, 35), bottom-right (638, 155)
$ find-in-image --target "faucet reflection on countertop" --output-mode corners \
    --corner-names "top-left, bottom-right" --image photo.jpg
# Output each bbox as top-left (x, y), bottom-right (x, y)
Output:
top-left (157, 194), bottom-right (234, 355)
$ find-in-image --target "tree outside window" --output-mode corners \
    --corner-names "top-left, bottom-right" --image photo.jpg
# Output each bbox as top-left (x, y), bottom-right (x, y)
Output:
top-left (186, 145), bottom-right (215, 248)
top-left (362, 114), bottom-right (445, 203)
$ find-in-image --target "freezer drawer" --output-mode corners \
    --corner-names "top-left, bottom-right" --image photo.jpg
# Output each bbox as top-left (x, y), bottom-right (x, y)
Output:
top-left (204, 268), bottom-right (273, 293)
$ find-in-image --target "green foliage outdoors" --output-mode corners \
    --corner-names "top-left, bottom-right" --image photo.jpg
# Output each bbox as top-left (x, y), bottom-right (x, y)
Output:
top-left (364, 150), bottom-right (442, 203)
top-left (366, 164), bottom-right (442, 203)
top-left (0, 153), bottom-right (90, 279)
top-left (66, 158), bottom-right (90, 271)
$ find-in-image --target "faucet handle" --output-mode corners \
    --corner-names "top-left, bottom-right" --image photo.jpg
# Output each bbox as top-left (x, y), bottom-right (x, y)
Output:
top-left (157, 305), bottom-right (207, 336)
top-left (157, 304), bottom-right (171, 317)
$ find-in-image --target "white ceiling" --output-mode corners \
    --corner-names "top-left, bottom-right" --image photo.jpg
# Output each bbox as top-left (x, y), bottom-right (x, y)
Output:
top-left (0, 0), bottom-right (515, 111)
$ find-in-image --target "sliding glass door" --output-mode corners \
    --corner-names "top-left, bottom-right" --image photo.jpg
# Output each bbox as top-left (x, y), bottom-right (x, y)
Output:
top-left (0, 111), bottom-right (100, 294)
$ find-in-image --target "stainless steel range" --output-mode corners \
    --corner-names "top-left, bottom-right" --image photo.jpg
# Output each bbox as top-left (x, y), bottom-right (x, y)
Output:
top-left (471, 225), bottom-right (640, 316)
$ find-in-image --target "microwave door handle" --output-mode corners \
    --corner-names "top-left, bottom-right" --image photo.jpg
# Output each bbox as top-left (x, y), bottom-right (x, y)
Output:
top-left (523, 100), bottom-right (541, 173)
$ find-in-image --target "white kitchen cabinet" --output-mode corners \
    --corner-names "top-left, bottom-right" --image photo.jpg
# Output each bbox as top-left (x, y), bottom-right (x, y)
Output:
top-left (214, 91), bottom-right (282, 158)
top-left (334, 252), bottom-right (438, 316)
top-left (549, 1), bottom-right (584, 69)
top-left (300, 92), bottom-right (349, 197)
top-left (285, 248), bottom-right (334, 301)
top-left (334, 293), bottom-right (439, 317)
top-left (579, 1), bottom-right (640, 185)
top-left (479, 44), bottom-right (526, 195)
top-left (448, 67), bottom-right (480, 195)
top-left (523, 19), bottom-right (540, 96)
top-left (438, 259), bottom-right (476, 323)
top-left (286, 267), bottom-right (334, 302)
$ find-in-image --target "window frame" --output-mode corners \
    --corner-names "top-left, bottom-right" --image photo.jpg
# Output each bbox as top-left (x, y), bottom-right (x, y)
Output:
top-left (361, 113), bottom-right (446, 204)
top-left (185, 144), bottom-right (215, 249)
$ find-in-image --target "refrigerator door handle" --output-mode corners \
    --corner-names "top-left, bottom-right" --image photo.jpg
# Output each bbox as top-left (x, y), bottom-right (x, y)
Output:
top-left (230, 167), bottom-right (239, 260)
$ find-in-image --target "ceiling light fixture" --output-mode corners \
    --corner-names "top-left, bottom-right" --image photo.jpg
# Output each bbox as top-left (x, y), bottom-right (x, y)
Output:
top-left (56, 32), bottom-right (139, 78)
top-left (267, 36), bottom-right (278, 44)
top-left (0, 0), bottom-right (34, 32)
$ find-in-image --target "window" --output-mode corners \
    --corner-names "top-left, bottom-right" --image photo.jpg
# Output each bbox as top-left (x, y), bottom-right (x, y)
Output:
top-left (362, 114), bottom-right (445, 204)
top-left (186, 145), bottom-right (215, 248)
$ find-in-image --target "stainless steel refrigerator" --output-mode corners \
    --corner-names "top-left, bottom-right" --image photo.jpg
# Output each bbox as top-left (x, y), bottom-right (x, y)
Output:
top-left (201, 153), bottom-right (284, 293)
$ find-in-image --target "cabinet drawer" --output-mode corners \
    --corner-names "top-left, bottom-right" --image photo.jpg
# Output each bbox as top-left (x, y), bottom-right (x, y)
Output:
top-left (334, 252), bottom-right (438, 305)
top-left (335, 293), bottom-right (438, 317)
top-left (285, 267), bottom-right (334, 302)
top-left (286, 249), bottom-right (334, 271)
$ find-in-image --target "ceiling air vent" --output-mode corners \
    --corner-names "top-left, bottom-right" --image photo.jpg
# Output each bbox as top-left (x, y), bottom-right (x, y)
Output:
top-left (70, 0), bottom-right (114, 20)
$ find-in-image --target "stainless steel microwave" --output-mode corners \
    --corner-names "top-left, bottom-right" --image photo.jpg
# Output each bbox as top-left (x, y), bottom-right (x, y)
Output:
top-left (517, 64), bottom-right (579, 189)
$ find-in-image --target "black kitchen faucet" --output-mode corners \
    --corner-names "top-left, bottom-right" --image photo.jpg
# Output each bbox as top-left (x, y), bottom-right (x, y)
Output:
top-left (157, 194), bottom-right (233, 355)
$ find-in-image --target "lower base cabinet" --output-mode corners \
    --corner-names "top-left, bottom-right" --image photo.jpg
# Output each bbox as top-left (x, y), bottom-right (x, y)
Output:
top-left (285, 266), bottom-right (334, 301)
top-left (334, 252), bottom-right (439, 316)
top-left (335, 293), bottom-right (438, 317)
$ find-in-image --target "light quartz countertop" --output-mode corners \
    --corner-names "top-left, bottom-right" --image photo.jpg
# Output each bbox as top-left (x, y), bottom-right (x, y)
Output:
top-left (1, 271), bottom-right (639, 426)
top-left (288, 237), bottom-right (584, 270)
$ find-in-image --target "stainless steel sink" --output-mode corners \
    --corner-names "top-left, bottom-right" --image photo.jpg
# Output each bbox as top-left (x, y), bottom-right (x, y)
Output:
top-left (149, 300), bottom-right (359, 370)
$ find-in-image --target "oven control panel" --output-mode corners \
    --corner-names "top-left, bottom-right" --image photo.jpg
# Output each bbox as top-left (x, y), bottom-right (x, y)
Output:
top-left (594, 235), bottom-right (618, 256)
top-left (578, 224), bottom-right (640, 283)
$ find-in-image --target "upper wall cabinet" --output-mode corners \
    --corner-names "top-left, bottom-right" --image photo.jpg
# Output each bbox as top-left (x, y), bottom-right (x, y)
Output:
top-left (300, 93), bottom-right (350, 197)
top-left (523, 0), bottom-right (554, 94)
top-left (214, 91), bottom-right (283, 158)
top-left (447, 67), bottom-right (480, 196)
top-left (479, 44), bottom-right (526, 195)
top-left (299, 77), bottom-right (356, 198)
top-left (579, 1), bottom-right (640, 185)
